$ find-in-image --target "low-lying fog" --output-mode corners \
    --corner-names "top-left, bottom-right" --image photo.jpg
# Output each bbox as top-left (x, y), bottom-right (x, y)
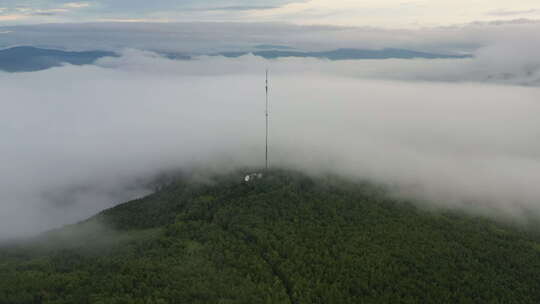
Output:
top-left (1, 48), bottom-right (539, 239)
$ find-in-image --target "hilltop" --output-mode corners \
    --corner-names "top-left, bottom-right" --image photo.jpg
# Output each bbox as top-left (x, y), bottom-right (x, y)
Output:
top-left (1, 169), bottom-right (539, 303)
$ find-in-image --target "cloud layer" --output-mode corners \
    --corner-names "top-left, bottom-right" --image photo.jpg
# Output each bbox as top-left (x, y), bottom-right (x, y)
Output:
top-left (1, 0), bottom-right (539, 27)
top-left (1, 20), bottom-right (539, 58)
top-left (1, 48), bottom-right (539, 239)
top-left (0, 0), bottom-right (299, 25)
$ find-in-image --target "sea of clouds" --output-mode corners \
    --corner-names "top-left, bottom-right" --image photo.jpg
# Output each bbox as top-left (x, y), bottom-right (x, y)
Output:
top-left (1, 39), bottom-right (539, 239)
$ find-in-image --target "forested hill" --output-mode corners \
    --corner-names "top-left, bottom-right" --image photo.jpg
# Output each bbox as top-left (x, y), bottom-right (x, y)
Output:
top-left (1, 169), bottom-right (540, 303)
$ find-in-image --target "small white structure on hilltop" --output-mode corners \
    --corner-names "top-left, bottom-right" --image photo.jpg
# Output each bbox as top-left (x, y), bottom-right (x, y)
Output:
top-left (244, 173), bottom-right (263, 183)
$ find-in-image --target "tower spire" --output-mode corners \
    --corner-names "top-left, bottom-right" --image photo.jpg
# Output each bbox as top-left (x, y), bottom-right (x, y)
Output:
top-left (265, 69), bottom-right (269, 170)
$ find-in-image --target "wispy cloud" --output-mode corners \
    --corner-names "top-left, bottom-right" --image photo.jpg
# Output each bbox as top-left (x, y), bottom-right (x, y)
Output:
top-left (243, 0), bottom-right (540, 27)
top-left (0, 14), bottom-right (25, 21)
top-left (2, 0), bottom-right (540, 27)
top-left (196, 5), bottom-right (280, 11)
top-left (63, 2), bottom-right (91, 9)
top-left (94, 18), bottom-right (172, 23)
top-left (487, 9), bottom-right (539, 16)
top-left (0, 2), bottom-right (90, 22)
top-left (30, 8), bottom-right (69, 16)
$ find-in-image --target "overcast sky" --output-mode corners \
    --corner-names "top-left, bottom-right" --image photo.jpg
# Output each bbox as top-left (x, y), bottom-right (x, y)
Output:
top-left (1, 0), bottom-right (540, 27)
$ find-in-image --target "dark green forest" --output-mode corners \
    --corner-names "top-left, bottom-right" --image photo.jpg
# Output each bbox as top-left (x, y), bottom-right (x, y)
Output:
top-left (1, 169), bottom-right (540, 303)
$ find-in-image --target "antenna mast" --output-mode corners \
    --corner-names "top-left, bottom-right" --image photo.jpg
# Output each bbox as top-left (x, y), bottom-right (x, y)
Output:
top-left (265, 69), bottom-right (269, 170)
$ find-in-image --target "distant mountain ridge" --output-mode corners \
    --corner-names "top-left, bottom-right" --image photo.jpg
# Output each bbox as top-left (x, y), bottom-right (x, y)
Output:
top-left (253, 44), bottom-right (295, 50)
top-left (217, 48), bottom-right (472, 60)
top-left (0, 46), bottom-right (117, 72)
top-left (0, 46), bottom-right (472, 73)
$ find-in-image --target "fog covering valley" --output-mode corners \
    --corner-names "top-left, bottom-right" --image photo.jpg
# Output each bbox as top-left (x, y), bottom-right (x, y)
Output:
top-left (1, 26), bottom-right (540, 240)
